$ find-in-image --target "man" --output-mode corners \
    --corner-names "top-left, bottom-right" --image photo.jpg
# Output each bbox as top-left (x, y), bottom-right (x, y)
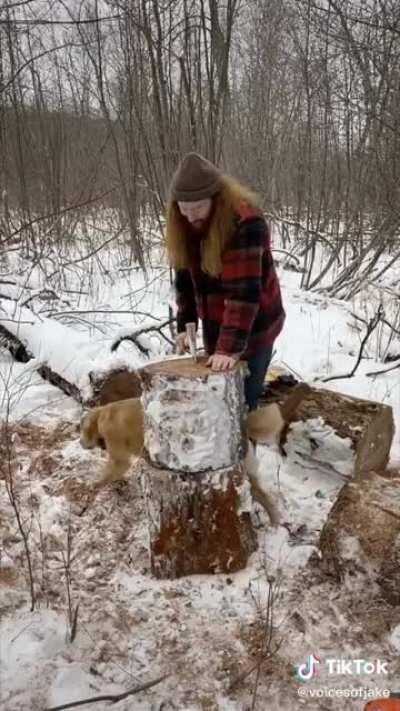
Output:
top-left (166, 152), bottom-right (285, 411)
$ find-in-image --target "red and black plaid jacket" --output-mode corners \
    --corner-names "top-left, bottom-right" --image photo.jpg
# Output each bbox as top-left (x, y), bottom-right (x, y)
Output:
top-left (175, 206), bottom-right (285, 359)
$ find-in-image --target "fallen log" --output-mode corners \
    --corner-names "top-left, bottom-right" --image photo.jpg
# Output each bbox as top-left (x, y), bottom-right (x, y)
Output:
top-left (261, 381), bottom-right (394, 476)
top-left (0, 322), bottom-right (83, 402)
top-left (294, 387), bottom-right (394, 476)
top-left (0, 311), bottom-right (143, 406)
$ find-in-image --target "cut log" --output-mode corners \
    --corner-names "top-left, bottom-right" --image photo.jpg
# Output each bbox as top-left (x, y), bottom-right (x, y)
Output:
top-left (140, 460), bottom-right (256, 578)
top-left (139, 356), bottom-right (256, 578)
top-left (261, 381), bottom-right (394, 476)
top-left (294, 388), bottom-right (394, 476)
top-left (318, 470), bottom-right (400, 604)
top-left (87, 367), bottom-right (142, 406)
top-left (140, 356), bottom-right (247, 472)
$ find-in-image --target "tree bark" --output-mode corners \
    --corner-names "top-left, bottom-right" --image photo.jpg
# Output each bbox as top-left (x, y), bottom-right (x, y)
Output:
top-left (318, 470), bottom-right (400, 604)
top-left (139, 356), bottom-right (256, 578)
top-left (140, 357), bottom-right (247, 472)
top-left (141, 460), bottom-right (255, 578)
top-left (263, 380), bottom-right (394, 476)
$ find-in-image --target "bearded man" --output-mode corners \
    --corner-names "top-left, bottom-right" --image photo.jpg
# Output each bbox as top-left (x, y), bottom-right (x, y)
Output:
top-left (166, 152), bottom-right (285, 411)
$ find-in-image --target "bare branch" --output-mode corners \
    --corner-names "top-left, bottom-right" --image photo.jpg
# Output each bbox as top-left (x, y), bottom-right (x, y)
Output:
top-left (44, 674), bottom-right (168, 711)
top-left (366, 361), bottom-right (400, 377)
top-left (0, 15), bottom-right (123, 27)
top-left (111, 319), bottom-right (174, 353)
top-left (322, 307), bottom-right (384, 383)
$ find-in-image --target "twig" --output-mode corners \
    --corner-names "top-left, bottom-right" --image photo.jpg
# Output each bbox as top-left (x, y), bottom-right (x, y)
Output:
top-left (280, 360), bottom-right (304, 382)
top-left (228, 652), bottom-right (275, 692)
top-left (70, 604), bottom-right (79, 643)
top-left (61, 515), bottom-right (78, 643)
top-left (1, 418), bottom-right (36, 611)
top-left (111, 319), bottom-right (174, 353)
top-left (366, 361), bottom-right (400, 377)
top-left (382, 317), bottom-right (400, 338)
top-left (111, 333), bottom-right (150, 356)
top-left (271, 248), bottom-right (301, 266)
top-left (264, 211), bottom-right (338, 253)
top-left (322, 306), bottom-right (383, 383)
top-left (44, 674), bottom-right (168, 710)
top-left (349, 310), bottom-right (400, 338)
top-left (47, 310), bottom-right (162, 320)
top-left (3, 187), bottom-right (118, 245)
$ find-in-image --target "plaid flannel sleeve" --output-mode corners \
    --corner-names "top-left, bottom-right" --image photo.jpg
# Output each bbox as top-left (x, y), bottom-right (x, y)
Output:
top-left (215, 219), bottom-right (265, 356)
top-left (175, 269), bottom-right (198, 333)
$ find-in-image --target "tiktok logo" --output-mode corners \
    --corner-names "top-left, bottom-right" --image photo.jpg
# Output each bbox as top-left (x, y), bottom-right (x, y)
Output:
top-left (296, 653), bottom-right (321, 682)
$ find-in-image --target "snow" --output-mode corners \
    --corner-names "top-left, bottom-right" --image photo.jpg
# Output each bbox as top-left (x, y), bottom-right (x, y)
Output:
top-left (143, 366), bottom-right (245, 472)
top-left (0, 300), bottom-right (145, 402)
top-left (1, 240), bottom-right (400, 710)
top-left (285, 417), bottom-right (355, 479)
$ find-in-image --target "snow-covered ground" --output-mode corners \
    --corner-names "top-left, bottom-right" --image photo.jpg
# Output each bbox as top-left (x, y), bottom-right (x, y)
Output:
top-left (1, 240), bottom-right (399, 710)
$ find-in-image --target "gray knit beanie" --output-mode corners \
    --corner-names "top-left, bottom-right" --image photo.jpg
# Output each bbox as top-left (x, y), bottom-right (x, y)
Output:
top-left (170, 152), bottom-right (222, 202)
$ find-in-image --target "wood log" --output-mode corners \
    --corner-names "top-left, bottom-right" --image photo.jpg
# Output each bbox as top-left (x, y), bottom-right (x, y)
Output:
top-left (261, 380), bottom-right (394, 476)
top-left (87, 367), bottom-right (143, 406)
top-left (140, 356), bottom-right (247, 472)
top-left (294, 387), bottom-right (394, 476)
top-left (139, 356), bottom-right (256, 578)
top-left (0, 323), bottom-right (83, 402)
top-left (0, 320), bottom-right (142, 406)
top-left (318, 470), bottom-right (400, 604)
top-left (141, 460), bottom-right (256, 578)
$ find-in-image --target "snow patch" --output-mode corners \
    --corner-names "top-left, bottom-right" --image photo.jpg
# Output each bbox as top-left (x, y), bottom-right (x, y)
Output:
top-left (285, 417), bottom-right (355, 478)
top-left (0, 610), bottom-right (67, 695)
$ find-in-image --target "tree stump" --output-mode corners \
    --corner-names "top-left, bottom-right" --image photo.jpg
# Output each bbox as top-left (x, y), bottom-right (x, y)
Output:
top-left (139, 356), bottom-right (256, 578)
top-left (140, 357), bottom-right (247, 472)
top-left (141, 461), bottom-right (255, 578)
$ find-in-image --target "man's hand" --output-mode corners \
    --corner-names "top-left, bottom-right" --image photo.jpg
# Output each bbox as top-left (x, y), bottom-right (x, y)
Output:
top-left (206, 353), bottom-right (238, 371)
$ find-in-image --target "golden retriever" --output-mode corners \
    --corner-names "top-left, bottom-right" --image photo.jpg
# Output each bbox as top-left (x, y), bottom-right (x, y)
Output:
top-left (80, 398), bottom-right (285, 523)
top-left (80, 397), bottom-right (144, 484)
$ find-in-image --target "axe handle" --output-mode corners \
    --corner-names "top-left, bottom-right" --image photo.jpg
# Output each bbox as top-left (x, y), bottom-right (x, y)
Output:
top-left (185, 322), bottom-right (197, 362)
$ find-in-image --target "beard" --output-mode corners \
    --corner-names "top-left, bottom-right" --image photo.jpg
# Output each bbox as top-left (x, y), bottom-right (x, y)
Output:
top-left (190, 219), bottom-right (207, 232)
top-left (184, 206), bottom-right (215, 238)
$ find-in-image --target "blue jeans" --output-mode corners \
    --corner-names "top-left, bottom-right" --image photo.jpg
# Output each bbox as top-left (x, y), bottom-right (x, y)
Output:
top-left (244, 347), bottom-right (273, 411)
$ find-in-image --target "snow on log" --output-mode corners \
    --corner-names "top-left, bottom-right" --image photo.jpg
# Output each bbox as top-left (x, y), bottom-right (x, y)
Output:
top-left (139, 356), bottom-right (255, 578)
top-left (141, 461), bottom-right (255, 578)
top-left (0, 321), bottom-right (84, 402)
top-left (318, 470), bottom-right (400, 604)
top-left (140, 357), bottom-right (247, 472)
top-left (0, 302), bottom-right (144, 405)
top-left (294, 387), bottom-right (394, 475)
top-left (263, 382), bottom-right (394, 476)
